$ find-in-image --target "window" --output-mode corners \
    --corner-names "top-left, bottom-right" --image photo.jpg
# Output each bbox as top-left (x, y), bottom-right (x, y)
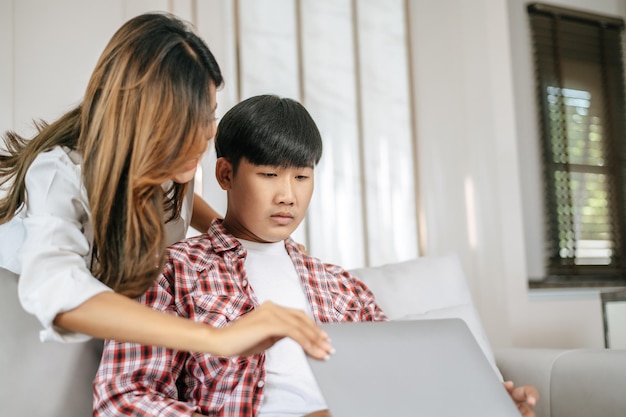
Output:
top-left (528, 3), bottom-right (626, 286)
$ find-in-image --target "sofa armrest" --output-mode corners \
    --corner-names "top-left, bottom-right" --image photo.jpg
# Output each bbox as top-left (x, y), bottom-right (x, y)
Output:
top-left (0, 268), bottom-right (103, 417)
top-left (550, 349), bottom-right (626, 417)
top-left (495, 347), bottom-right (626, 417)
top-left (495, 348), bottom-right (568, 417)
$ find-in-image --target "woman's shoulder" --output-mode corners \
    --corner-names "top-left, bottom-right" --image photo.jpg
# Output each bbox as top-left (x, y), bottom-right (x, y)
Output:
top-left (31, 146), bottom-right (81, 173)
top-left (27, 146), bottom-right (84, 190)
top-left (25, 145), bottom-right (89, 218)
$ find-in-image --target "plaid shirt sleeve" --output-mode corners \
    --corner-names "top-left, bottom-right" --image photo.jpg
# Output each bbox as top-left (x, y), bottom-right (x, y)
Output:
top-left (323, 262), bottom-right (389, 322)
top-left (93, 261), bottom-right (198, 417)
top-left (285, 238), bottom-right (388, 323)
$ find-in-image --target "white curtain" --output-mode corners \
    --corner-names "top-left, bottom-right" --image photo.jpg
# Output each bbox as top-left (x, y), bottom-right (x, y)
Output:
top-left (197, 0), bottom-right (419, 269)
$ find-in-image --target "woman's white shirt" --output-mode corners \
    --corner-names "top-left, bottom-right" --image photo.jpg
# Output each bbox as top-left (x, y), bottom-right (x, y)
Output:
top-left (0, 146), bottom-right (193, 342)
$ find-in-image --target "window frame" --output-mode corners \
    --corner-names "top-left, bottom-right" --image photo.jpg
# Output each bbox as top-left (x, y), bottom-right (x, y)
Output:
top-left (528, 2), bottom-right (626, 288)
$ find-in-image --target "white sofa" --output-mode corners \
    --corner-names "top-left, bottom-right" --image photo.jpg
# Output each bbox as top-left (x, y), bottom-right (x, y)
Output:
top-left (350, 254), bottom-right (626, 417)
top-left (0, 268), bottom-right (102, 417)
top-left (2, 255), bottom-right (625, 417)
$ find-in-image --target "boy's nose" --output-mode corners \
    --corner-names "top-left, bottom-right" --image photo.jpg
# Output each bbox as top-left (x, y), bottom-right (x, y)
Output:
top-left (277, 179), bottom-right (296, 205)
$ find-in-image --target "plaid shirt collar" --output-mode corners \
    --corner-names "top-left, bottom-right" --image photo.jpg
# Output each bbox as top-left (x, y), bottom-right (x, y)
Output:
top-left (203, 218), bottom-right (302, 262)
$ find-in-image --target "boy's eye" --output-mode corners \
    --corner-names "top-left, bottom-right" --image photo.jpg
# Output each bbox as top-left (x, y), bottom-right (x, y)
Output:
top-left (296, 175), bottom-right (309, 180)
top-left (262, 173), bottom-right (277, 177)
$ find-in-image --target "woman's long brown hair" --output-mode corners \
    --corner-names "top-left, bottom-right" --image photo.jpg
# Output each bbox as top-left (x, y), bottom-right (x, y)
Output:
top-left (0, 13), bottom-right (223, 297)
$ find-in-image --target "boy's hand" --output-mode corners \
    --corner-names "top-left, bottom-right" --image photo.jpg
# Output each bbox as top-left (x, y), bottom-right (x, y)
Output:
top-left (302, 410), bottom-right (331, 417)
top-left (504, 381), bottom-right (539, 417)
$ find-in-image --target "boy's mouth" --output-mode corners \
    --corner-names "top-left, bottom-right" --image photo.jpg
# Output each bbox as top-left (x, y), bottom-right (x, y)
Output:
top-left (271, 212), bottom-right (295, 225)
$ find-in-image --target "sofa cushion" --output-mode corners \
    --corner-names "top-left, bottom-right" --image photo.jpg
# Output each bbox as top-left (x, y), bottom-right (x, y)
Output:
top-left (349, 253), bottom-right (499, 376)
top-left (0, 267), bottom-right (102, 417)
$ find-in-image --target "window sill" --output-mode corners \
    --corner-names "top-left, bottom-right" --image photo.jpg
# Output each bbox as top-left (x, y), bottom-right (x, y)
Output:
top-left (528, 278), bottom-right (626, 301)
top-left (529, 277), bottom-right (626, 289)
top-left (528, 286), bottom-right (625, 301)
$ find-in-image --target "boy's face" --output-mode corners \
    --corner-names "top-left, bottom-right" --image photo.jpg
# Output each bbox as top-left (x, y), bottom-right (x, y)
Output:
top-left (217, 158), bottom-right (314, 243)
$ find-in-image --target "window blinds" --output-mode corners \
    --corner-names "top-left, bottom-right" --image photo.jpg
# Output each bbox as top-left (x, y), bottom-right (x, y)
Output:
top-left (528, 3), bottom-right (626, 283)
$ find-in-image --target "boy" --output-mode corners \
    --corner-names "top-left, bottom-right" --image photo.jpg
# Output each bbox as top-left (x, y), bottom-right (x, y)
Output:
top-left (94, 95), bottom-right (537, 417)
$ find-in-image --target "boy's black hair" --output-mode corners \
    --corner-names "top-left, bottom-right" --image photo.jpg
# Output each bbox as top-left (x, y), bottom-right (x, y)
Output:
top-left (214, 95), bottom-right (323, 172)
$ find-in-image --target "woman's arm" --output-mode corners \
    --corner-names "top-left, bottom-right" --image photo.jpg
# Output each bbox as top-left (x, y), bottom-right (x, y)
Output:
top-left (54, 292), bottom-right (333, 359)
top-left (190, 193), bottom-right (221, 232)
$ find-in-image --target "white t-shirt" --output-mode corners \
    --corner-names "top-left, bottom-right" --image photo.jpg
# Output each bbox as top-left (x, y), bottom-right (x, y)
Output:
top-left (0, 146), bottom-right (194, 342)
top-left (239, 238), bottom-right (326, 417)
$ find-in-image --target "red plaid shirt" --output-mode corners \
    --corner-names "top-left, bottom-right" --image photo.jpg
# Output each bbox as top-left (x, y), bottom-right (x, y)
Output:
top-left (94, 220), bottom-right (387, 417)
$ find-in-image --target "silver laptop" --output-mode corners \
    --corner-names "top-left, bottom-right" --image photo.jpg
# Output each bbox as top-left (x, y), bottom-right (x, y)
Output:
top-left (307, 318), bottom-right (520, 417)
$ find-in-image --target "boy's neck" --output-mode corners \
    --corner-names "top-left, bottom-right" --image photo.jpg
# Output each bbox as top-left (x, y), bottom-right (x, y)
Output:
top-left (221, 217), bottom-right (285, 245)
top-left (237, 237), bottom-right (285, 251)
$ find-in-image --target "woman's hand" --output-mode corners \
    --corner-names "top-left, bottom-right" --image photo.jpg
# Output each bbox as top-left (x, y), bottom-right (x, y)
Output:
top-left (208, 301), bottom-right (334, 359)
top-left (296, 242), bottom-right (307, 253)
top-left (191, 193), bottom-right (222, 233)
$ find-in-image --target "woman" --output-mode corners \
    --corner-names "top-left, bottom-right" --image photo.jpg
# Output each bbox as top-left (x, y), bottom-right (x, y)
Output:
top-left (0, 12), bottom-right (331, 359)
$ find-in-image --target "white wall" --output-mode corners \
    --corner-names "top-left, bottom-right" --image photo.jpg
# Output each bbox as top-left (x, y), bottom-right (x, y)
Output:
top-left (0, 0), bottom-right (14, 135)
top-left (4, 0), bottom-right (624, 349)
top-left (408, 0), bottom-right (522, 347)
top-left (406, 0), bottom-right (626, 349)
top-left (11, 0), bottom-right (126, 136)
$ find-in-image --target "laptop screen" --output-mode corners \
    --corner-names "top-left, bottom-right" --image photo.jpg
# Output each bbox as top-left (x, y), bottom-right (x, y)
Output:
top-left (306, 319), bottom-right (519, 417)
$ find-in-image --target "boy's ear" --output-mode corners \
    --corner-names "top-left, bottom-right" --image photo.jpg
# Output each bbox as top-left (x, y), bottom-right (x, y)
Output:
top-left (215, 157), bottom-right (234, 190)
